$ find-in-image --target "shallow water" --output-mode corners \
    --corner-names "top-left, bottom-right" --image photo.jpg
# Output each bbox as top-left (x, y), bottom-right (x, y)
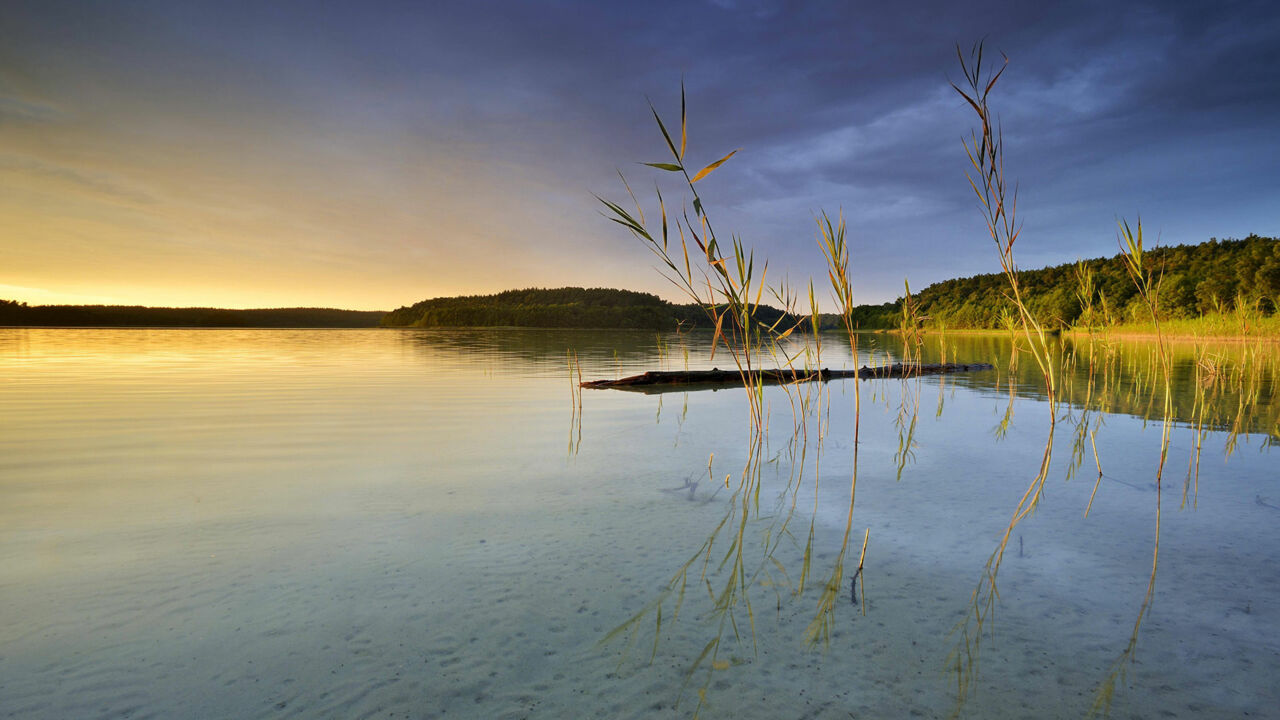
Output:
top-left (1, 328), bottom-right (1277, 719)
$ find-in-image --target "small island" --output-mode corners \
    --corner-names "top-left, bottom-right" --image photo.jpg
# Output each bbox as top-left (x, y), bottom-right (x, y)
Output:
top-left (379, 286), bottom-right (804, 331)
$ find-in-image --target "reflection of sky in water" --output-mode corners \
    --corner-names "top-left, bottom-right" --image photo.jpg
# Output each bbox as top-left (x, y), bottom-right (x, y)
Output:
top-left (0, 328), bottom-right (1276, 718)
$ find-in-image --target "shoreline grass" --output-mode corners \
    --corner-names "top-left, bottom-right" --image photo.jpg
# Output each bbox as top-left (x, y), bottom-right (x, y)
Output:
top-left (1070, 314), bottom-right (1280, 341)
top-left (851, 318), bottom-right (1280, 343)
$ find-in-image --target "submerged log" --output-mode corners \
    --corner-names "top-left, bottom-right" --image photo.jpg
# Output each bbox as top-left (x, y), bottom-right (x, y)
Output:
top-left (581, 362), bottom-right (994, 393)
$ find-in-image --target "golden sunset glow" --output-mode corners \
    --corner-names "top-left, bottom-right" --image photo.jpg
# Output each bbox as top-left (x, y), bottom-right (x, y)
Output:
top-left (0, 95), bottom-right (655, 310)
top-left (2, 2), bottom-right (1276, 310)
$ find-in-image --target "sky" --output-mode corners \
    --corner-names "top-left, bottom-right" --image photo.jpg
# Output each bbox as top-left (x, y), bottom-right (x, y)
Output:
top-left (2, 0), bottom-right (1277, 311)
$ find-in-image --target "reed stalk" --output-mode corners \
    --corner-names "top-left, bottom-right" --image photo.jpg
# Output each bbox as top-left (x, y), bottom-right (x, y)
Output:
top-left (947, 42), bottom-right (1061, 709)
top-left (598, 86), bottom-right (856, 717)
top-left (1090, 219), bottom-right (1173, 716)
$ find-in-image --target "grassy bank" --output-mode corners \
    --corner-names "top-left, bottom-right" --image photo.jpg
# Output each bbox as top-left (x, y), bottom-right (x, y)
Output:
top-left (1067, 312), bottom-right (1280, 342)
top-left (853, 312), bottom-right (1280, 342)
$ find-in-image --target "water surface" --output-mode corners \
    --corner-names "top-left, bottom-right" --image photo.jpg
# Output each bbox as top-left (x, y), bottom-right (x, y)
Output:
top-left (1, 328), bottom-right (1277, 718)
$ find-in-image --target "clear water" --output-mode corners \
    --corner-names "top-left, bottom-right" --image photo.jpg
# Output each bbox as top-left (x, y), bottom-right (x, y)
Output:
top-left (1, 328), bottom-right (1277, 719)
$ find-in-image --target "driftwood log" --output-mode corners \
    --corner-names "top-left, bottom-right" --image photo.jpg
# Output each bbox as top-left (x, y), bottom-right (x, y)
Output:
top-left (581, 362), bottom-right (994, 393)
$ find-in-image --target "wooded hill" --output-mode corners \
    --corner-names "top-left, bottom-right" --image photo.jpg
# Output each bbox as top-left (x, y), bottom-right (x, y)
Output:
top-left (364, 236), bottom-right (1280, 332)
top-left (0, 301), bottom-right (385, 328)
top-left (380, 287), bottom-right (787, 330)
top-left (848, 235), bottom-right (1279, 330)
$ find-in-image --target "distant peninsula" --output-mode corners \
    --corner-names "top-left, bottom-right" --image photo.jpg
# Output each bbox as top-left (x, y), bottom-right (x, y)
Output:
top-left (0, 302), bottom-right (385, 328)
top-left (380, 287), bottom-right (783, 331)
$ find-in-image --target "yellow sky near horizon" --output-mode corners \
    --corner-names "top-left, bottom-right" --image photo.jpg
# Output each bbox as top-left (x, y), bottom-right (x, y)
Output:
top-left (0, 35), bottom-right (658, 312)
top-left (10, 3), bottom-right (1277, 313)
top-left (0, 117), bottom-right (654, 310)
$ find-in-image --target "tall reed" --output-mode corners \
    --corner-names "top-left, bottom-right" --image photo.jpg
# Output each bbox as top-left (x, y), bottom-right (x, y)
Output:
top-left (598, 87), bottom-right (865, 716)
top-left (1090, 219), bottom-right (1172, 715)
top-left (947, 42), bottom-right (1061, 706)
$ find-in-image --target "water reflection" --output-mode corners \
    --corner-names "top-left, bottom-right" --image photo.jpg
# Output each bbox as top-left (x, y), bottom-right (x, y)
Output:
top-left (588, 328), bottom-right (1278, 716)
top-left (392, 326), bottom-right (687, 376)
top-left (2, 327), bottom-right (1276, 719)
top-left (861, 332), bottom-right (1279, 441)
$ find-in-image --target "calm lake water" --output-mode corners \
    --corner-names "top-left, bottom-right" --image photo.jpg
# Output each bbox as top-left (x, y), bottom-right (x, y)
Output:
top-left (1, 328), bottom-right (1277, 719)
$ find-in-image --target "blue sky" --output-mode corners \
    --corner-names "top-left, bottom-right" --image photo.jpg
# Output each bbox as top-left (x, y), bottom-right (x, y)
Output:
top-left (2, 0), bottom-right (1277, 309)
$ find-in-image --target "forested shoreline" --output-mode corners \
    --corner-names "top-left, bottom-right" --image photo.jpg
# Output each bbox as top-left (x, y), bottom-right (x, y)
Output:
top-left (382, 237), bottom-right (1277, 333)
top-left (860, 234), bottom-right (1280, 330)
top-left (7, 236), bottom-right (1275, 333)
top-left (0, 302), bottom-right (385, 328)
top-left (380, 287), bottom-right (750, 330)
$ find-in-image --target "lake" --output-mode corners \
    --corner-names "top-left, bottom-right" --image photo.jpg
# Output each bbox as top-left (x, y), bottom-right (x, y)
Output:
top-left (1, 327), bottom-right (1277, 719)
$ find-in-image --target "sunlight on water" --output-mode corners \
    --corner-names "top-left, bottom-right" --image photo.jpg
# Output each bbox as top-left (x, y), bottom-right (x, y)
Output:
top-left (1, 328), bottom-right (1276, 719)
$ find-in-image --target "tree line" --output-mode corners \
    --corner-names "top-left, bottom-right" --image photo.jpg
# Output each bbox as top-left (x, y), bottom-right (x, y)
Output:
top-left (383, 287), bottom-right (699, 330)
top-left (849, 234), bottom-right (1279, 330)
top-left (7, 236), bottom-right (1272, 331)
top-left (0, 301), bottom-right (385, 328)
top-left (380, 287), bottom-right (810, 331)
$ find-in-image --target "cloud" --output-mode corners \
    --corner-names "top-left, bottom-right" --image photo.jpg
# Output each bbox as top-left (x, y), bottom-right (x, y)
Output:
top-left (0, 154), bottom-right (157, 206)
top-left (0, 94), bottom-right (60, 125)
top-left (0, 0), bottom-right (1275, 308)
